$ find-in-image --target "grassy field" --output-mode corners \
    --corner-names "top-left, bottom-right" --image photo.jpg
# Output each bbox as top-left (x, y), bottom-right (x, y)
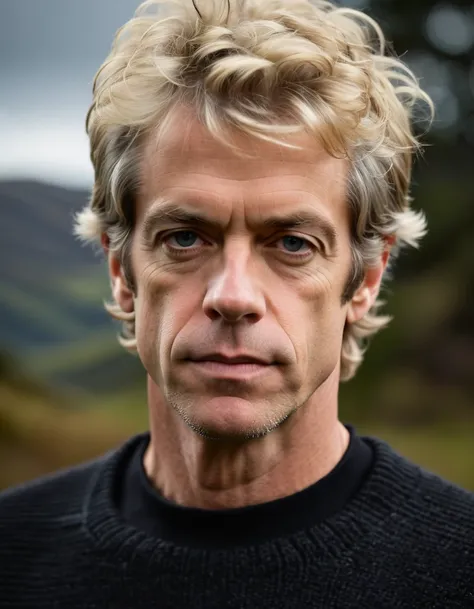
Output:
top-left (357, 423), bottom-right (474, 490)
top-left (1, 380), bottom-right (473, 492)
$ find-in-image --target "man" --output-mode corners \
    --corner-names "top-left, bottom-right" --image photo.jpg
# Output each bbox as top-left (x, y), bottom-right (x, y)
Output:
top-left (1, 0), bottom-right (473, 607)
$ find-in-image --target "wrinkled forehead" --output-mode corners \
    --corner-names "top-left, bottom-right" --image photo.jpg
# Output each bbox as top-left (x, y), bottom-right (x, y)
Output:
top-left (140, 106), bottom-right (349, 186)
top-left (135, 107), bottom-right (351, 241)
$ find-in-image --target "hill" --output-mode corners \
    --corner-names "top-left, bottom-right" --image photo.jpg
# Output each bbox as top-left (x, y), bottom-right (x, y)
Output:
top-left (0, 180), bottom-right (144, 395)
top-left (0, 160), bottom-right (473, 423)
top-left (1, 350), bottom-right (472, 491)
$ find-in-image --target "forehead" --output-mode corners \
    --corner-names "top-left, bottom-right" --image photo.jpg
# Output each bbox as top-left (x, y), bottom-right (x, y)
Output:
top-left (138, 109), bottom-right (349, 225)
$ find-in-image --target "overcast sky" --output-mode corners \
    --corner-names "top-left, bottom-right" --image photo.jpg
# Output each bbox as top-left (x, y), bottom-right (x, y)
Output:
top-left (0, 0), bottom-right (378, 189)
top-left (1, 1), bottom-right (471, 188)
top-left (0, 0), bottom-right (140, 188)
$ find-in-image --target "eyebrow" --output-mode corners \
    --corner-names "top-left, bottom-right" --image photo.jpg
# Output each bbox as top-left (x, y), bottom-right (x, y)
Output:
top-left (141, 199), bottom-right (337, 250)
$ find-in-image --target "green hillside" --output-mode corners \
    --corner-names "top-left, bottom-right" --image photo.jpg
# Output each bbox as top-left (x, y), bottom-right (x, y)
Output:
top-left (1, 351), bottom-right (472, 491)
top-left (0, 151), bottom-right (473, 419)
top-left (0, 180), bottom-right (144, 395)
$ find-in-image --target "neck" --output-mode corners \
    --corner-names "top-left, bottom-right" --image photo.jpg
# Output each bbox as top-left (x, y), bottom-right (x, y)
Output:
top-left (143, 374), bottom-right (349, 510)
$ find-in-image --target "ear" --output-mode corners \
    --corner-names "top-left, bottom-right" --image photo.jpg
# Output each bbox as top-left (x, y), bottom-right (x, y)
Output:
top-left (346, 244), bottom-right (391, 325)
top-left (102, 233), bottom-right (134, 314)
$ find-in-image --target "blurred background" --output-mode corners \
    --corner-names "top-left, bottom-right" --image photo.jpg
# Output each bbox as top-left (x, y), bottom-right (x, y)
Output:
top-left (0, 0), bottom-right (473, 491)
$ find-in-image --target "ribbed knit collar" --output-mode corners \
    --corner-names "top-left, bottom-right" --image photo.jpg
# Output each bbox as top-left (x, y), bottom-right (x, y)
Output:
top-left (83, 428), bottom-right (422, 560)
top-left (118, 426), bottom-right (372, 549)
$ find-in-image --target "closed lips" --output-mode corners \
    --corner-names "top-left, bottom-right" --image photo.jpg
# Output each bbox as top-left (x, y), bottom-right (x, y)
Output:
top-left (191, 355), bottom-right (271, 365)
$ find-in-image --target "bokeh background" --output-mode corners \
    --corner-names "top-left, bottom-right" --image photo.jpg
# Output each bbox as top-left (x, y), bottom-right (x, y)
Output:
top-left (1, 0), bottom-right (473, 491)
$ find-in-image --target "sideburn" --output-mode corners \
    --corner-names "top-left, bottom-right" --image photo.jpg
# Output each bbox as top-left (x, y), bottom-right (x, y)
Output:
top-left (341, 246), bottom-right (365, 304)
top-left (120, 238), bottom-right (137, 296)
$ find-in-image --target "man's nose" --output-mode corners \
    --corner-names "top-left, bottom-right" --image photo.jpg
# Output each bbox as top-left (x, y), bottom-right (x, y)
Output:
top-left (202, 250), bottom-right (266, 323)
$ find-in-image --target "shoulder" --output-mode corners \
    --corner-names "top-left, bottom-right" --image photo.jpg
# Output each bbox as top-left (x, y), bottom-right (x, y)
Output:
top-left (0, 434), bottom-right (145, 517)
top-left (0, 434), bottom-right (143, 537)
top-left (413, 463), bottom-right (474, 540)
top-left (0, 453), bottom-right (105, 529)
top-left (0, 435), bottom-right (145, 601)
top-left (403, 467), bottom-right (474, 601)
top-left (355, 436), bottom-right (474, 604)
top-left (0, 449), bottom-right (117, 601)
top-left (364, 436), bottom-right (474, 597)
top-left (0, 455), bottom-right (105, 592)
top-left (367, 435), bottom-right (474, 535)
top-left (0, 433), bottom-right (140, 539)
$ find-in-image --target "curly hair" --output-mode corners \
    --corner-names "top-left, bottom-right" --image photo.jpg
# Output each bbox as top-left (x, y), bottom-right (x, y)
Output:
top-left (75, 0), bottom-right (433, 380)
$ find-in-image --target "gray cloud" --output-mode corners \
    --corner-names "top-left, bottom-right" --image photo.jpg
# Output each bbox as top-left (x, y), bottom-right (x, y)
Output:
top-left (0, 0), bottom-right (140, 186)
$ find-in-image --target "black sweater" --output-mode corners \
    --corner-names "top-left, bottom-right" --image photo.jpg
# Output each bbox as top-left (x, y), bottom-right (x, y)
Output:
top-left (1, 431), bottom-right (473, 608)
top-left (119, 427), bottom-right (373, 547)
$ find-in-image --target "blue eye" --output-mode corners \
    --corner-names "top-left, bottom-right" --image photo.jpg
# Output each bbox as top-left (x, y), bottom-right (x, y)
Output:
top-left (280, 236), bottom-right (310, 253)
top-left (162, 230), bottom-right (315, 261)
top-left (169, 231), bottom-right (199, 248)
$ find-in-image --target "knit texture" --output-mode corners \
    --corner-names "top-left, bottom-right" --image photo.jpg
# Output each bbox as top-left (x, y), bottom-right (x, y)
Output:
top-left (1, 433), bottom-right (473, 608)
top-left (119, 427), bottom-right (373, 548)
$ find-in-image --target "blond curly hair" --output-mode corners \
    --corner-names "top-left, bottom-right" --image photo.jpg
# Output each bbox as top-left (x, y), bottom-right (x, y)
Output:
top-left (75, 0), bottom-right (433, 381)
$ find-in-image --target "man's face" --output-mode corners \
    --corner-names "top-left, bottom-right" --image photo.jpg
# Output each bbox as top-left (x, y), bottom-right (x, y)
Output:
top-left (118, 114), bottom-right (355, 440)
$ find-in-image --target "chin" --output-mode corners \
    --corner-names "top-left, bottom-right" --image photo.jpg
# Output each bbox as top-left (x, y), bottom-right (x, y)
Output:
top-left (188, 422), bottom-right (272, 442)
top-left (175, 396), bottom-right (290, 442)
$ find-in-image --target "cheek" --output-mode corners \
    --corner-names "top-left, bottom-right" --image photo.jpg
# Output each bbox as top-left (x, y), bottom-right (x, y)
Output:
top-left (132, 259), bottom-right (174, 366)
top-left (133, 260), bottom-right (199, 376)
top-left (280, 271), bottom-right (347, 368)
